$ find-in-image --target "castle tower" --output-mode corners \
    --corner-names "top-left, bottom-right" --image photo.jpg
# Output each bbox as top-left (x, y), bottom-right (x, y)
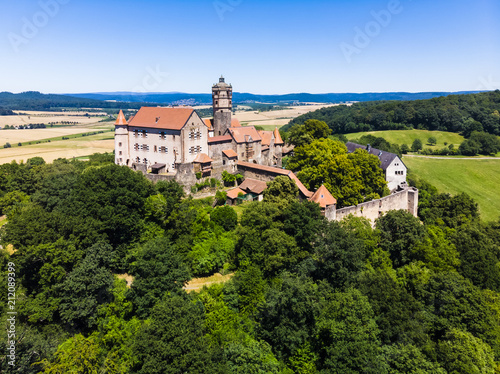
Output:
top-left (114, 110), bottom-right (130, 166)
top-left (212, 75), bottom-right (233, 136)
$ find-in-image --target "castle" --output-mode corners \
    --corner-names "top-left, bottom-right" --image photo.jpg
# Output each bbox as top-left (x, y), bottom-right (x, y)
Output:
top-left (114, 76), bottom-right (418, 224)
top-left (114, 76), bottom-right (284, 177)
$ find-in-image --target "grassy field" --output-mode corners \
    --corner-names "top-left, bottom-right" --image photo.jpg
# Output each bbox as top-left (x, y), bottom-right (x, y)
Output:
top-left (345, 129), bottom-right (465, 149)
top-left (404, 156), bottom-right (500, 222)
top-left (0, 131), bottom-right (115, 164)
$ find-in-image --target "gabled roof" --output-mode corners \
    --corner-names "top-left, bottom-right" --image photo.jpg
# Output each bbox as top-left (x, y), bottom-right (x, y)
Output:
top-left (226, 187), bottom-right (245, 199)
top-left (273, 127), bottom-right (284, 145)
top-left (222, 149), bottom-right (238, 159)
top-left (345, 142), bottom-right (400, 171)
top-left (115, 110), bottom-right (128, 125)
top-left (128, 107), bottom-right (196, 130)
top-left (239, 178), bottom-right (268, 195)
top-left (309, 184), bottom-right (337, 208)
top-left (203, 118), bottom-right (213, 130)
top-left (227, 126), bottom-right (262, 144)
top-left (231, 118), bottom-right (242, 127)
top-left (236, 161), bottom-right (313, 198)
top-left (258, 130), bottom-right (273, 146)
top-left (208, 135), bottom-right (233, 144)
top-left (193, 153), bottom-right (213, 163)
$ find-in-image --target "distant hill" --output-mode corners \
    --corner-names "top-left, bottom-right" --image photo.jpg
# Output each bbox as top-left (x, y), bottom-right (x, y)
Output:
top-left (282, 90), bottom-right (500, 136)
top-left (66, 91), bottom-right (485, 105)
top-left (0, 91), bottom-right (156, 112)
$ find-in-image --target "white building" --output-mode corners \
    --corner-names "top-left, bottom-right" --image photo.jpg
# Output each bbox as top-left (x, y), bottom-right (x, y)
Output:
top-left (346, 142), bottom-right (407, 192)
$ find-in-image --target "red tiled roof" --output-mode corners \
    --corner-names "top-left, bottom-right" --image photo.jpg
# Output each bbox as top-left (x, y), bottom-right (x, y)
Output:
top-left (208, 135), bottom-right (233, 143)
top-left (115, 110), bottom-right (128, 125)
top-left (236, 161), bottom-right (313, 198)
top-left (239, 178), bottom-right (268, 195)
top-left (228, 126), bottom-right (262, 144)
top-left (222, 149), bottom-right (238, 158)
top-left (309, 185), bottom-right (337, 208)
top-left (193, 153), bottom-right (213, 163)
top-left (226, 187), bottom-right (245, 199)
top-left (203, 118), bottom-right (213, 130)
top-left (231, 118), bottom-right (242, 127)
top-left (273, 127), bottom-right (284, 145)
top-left (128, 107), bottom-right (195, 130)
top-left (258, 130), bottom-right (273, 146)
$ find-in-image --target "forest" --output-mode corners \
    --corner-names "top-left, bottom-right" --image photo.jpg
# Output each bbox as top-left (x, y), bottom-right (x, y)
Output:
top-left (1, 153), bottom-right (500, 373)
top-left (0, 92), bottom-right (154, 112)
top-left (283, 91), bottom-right (500, 136)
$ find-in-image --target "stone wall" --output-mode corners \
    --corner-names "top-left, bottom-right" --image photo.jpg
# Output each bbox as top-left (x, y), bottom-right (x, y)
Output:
top-left (333, 187), bottom-right (418, 224)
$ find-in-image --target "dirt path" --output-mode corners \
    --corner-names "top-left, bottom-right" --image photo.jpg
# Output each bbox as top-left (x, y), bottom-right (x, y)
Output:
top-left (404, 155), bottom-right (500, 160)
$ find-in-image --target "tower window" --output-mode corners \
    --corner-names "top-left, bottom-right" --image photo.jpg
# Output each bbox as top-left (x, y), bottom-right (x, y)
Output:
top-left (118, 142), bottom-right (122, 147)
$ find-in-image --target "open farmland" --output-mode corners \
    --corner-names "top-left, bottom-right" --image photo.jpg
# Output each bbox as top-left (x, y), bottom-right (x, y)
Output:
top-left (233, 104), bottom-right (339, 128)
top-left (0, 127), bottom-right (111, 144)
top-left (404, 156), bottom-right (500, 222)
top-left (0, 110), bottom-right (109, 128)
top-left (0, 131), bottom-right (114, 164)
top-left (345, 129), bottom-right (465, 149)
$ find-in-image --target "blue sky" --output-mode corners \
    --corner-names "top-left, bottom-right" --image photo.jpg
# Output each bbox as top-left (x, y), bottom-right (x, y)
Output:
top-left (1, 0), bottom-right (499, 94)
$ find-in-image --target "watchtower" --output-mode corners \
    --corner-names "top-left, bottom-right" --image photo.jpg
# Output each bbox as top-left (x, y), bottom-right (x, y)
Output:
top-left (212, 76), bottom-right (233, 136)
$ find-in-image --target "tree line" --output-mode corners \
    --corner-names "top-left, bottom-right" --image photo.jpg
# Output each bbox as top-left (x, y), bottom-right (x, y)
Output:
top-left (284, 90), bottom-right (500, 136)
top-left (0, 155), bottom-right (499, 373)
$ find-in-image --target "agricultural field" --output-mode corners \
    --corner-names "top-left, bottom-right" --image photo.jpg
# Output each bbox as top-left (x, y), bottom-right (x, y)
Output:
top-left (1, 110), bottom-right (109, 128)
top-left (233, 104), bottom-right (339, 128)
top-left (345, 129), bottom-right (465, 149)
top-left (0, 131), bottom-right (115, 164)
top-left (404, 156), bottom-right (500, 222)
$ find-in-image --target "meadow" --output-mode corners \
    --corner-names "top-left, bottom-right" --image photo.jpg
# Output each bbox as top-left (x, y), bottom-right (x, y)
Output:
top-left (404, 156), bottom-right (500, 222)
top-left (0, 128), bottom-right (115, 164)
top-left (345, 129), bottom-right (465, 149)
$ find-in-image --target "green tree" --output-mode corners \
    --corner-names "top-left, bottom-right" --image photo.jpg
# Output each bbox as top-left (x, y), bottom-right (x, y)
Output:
top-left (382, 344), bottom-right (445, 374)
top-left (257, 274), bottom-right (320, 361)
top-left (288, 138), bottom-right (387, 207)
top-left (263, 175), bottom-right (300, 206)
top-left (375, 210), bottom-right (426, 268)
top-left (411, 139), bottom-right (423, 152)
top-left (428, 136), bottom-right (437, 145)
top-left (131, 293), bottom-right (222, 374)
top-left (315, 288), bottom-right (385, 373)
top-left (211, 205), bottom-right (238, 231)
top-left (58, 243), bottom-right (114, 332)
top-left (127, 238), bottom-right (191, 318)
top-left (287, 119), bottom-right (332, 147)
top-left (311, 221), bottom-right (368, 289)
top-left (401, 144), bottom-right (410, 154)
top-left (437, 329), bottom-right (497, 374)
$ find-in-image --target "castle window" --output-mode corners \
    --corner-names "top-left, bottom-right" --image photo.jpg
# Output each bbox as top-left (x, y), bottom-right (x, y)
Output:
top-left (142, 130), bottom-right (147, 138)
top-left (171, 163), bottom-right (176, 170)
top-left (136, 157), bottom-right (140, 163)
top-left (134, 130), bottom-right (139, 137)
top-left (143, 158), bottom-right (147, 164)
top-left (119, 151), bottom-right (122, 155)
top-left (143, 144), bottom-right (149, 151)
top-left (154, 145), bottom-right (157, 152)
top-left (134, 143), bottom-right (139, 150)
top-left (118, 142), bottom-right (122, 147)
top-left (159, 132), bottom-right (166, 139)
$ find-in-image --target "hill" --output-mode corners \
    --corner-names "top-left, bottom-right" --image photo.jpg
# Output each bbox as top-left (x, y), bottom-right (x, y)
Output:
top-left (405, 156), bottom-right (500, 222)
top-left (283, 90), bottom-right (500, 136)
top-left (0, 91), bottom-right (155, 112)
top-left (66, 91), bottom-right (484, 105)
